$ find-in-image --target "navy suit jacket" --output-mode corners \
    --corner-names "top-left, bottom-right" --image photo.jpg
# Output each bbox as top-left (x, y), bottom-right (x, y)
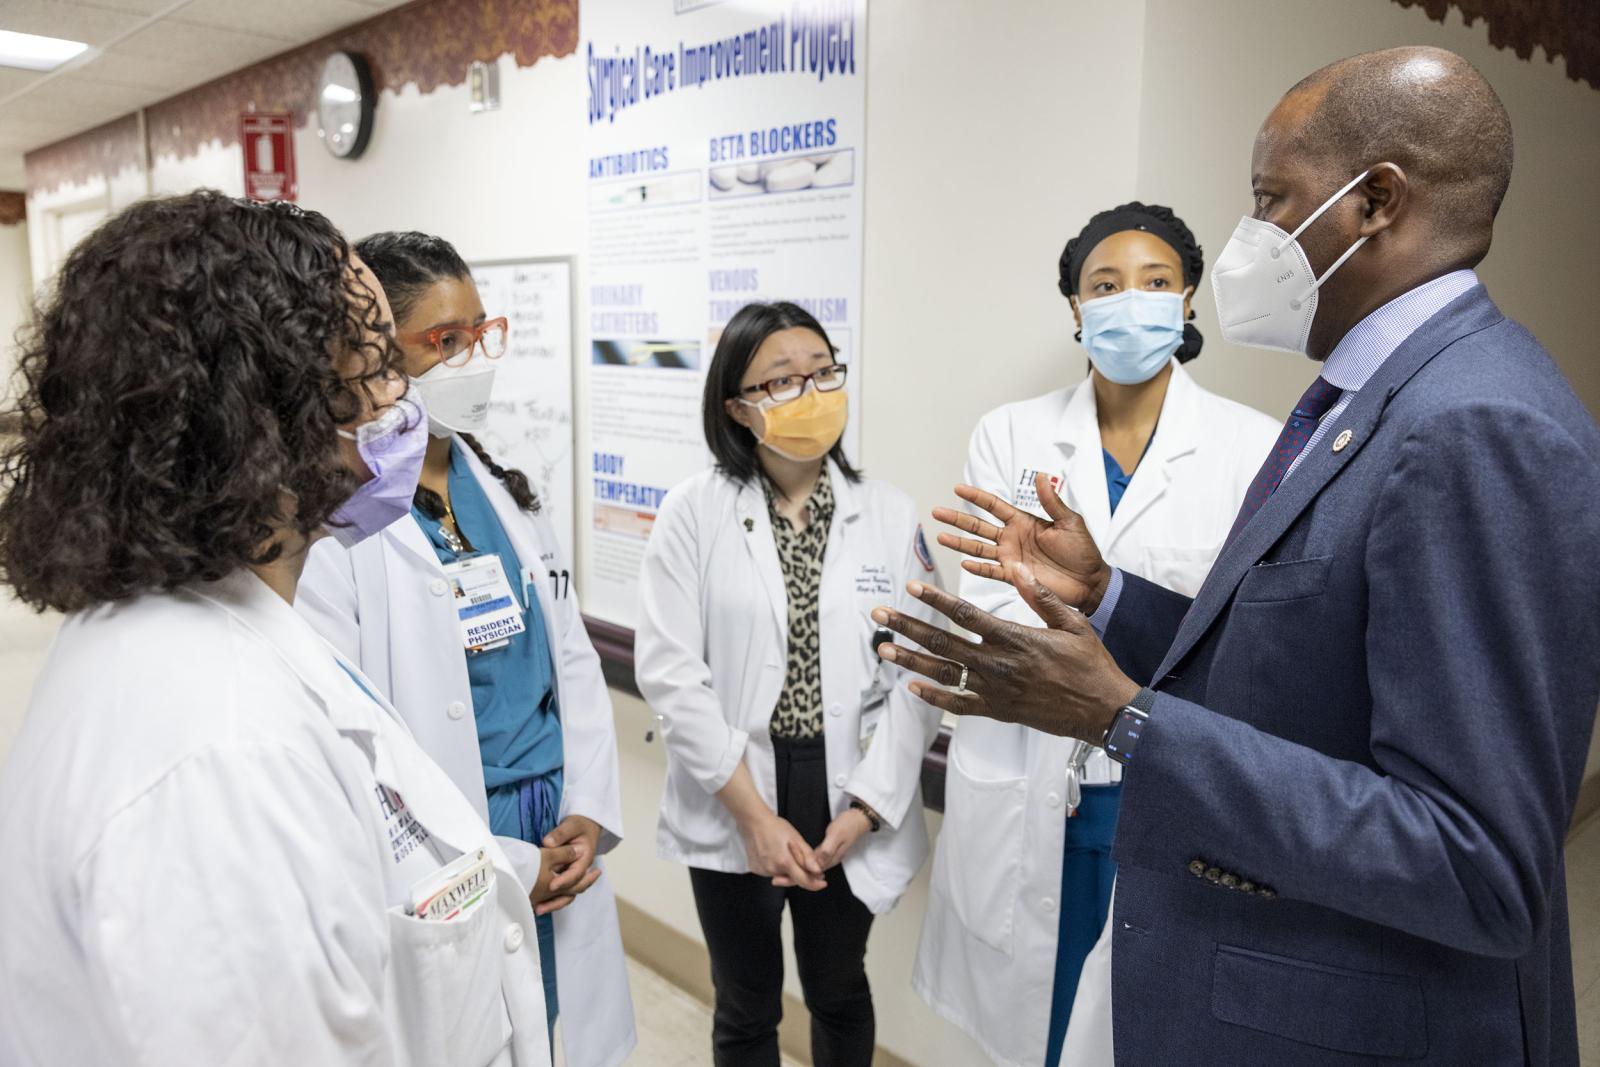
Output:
top-left (1102, 286), bottom-right (1600, 1065)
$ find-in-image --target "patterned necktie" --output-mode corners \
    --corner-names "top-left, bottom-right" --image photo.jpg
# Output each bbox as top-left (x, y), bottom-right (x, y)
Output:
top-left (1224, 376), bottom-right (1343, 548)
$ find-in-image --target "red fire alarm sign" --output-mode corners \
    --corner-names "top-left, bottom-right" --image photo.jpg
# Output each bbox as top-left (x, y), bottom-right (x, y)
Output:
top-left (240, 112), bottom-right (297, 202)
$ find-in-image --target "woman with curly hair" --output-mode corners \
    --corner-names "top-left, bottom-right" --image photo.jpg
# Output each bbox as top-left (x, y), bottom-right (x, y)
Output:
top-left (0, 191), bottom-right (554, 1067)
top-left (912, 203), bottom-right (1279, 1066)
top-left (296, 231), bottom-right (634, 1067)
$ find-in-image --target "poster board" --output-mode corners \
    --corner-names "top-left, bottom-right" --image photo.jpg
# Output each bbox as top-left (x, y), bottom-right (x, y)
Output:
top-left (579, 0), bottom-right (867, 629)
top-left (469, 257), bottom-right (578, 570)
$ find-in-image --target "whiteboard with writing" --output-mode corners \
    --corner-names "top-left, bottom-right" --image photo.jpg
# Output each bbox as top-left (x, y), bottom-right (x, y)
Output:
top-left (469, 257), bottom-right (577, 570)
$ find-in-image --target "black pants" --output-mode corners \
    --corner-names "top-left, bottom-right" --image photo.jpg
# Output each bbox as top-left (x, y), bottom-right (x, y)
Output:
top-left (689, 736), bottom-right (876, 1067)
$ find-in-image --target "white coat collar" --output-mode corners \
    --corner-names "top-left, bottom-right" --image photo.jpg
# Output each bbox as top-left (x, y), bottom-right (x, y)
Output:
top-left (383, 437), bottom-right (549, 582)
top-left (1047, 361), bottom-right (1204, 549)
top-left (190, 568), bottom-right (388, 737)
top-left (732, 457), bottom-right (858, 640)
top-left (195, 569), bottom-right (511, 865)
top-left (733, 456), bottom-right (860, 524)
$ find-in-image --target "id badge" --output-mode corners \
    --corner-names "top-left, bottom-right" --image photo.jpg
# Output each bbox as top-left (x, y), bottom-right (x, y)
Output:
top-left (409, 847), bottom-right (495, 921)
top-left (441, 554), bottom-right (526, 651)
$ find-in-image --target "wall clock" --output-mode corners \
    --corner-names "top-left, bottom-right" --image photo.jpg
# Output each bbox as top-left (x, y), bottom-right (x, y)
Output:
top-left (316, 51), bottom-right (374, 160)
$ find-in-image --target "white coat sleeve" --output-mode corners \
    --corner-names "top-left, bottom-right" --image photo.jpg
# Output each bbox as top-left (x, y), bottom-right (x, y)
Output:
top-left (962, 415), bottom-right (1042, 627)
top-left (295, 539), bottom-right (362, 663)
top-left (496, 835), bottom-right (543, 891)
top-left (539, 516), bottom-right (625, 853)
top-left (75, 741), bottom-right (395, 1066)
top-left (634, 487), bottom-right (750, 795)
top-left (844, 513), bottom-right (945, 831)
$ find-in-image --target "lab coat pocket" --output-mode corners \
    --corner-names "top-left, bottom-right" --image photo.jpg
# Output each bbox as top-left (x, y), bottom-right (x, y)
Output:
top-left (1140, 544), bottom-right (1222, 598)
top-left (386, 896), bottom-right (514, 1067)
top-left (935, 733), bottom-right (1027, 954)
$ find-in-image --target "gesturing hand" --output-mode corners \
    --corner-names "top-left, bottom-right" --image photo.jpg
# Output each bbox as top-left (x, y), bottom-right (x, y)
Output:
top-left (872, 563), bottom-right (1140, 743)
top-left (934, 474), bottom-right (1113, 613)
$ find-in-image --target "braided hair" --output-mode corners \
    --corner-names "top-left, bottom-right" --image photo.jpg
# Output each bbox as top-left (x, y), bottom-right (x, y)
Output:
top-left (1057, 201), bottom-right (1206, 363)
top-left (354, 231), bottom-right (540, 514)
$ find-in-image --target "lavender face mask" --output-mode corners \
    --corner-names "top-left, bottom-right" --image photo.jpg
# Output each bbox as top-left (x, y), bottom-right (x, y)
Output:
top-left (327, 393), bottom-right (429, 548)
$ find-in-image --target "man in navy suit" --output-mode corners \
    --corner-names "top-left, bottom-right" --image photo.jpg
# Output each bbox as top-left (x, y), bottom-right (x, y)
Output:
top-left (873, 46), bottom-right (1600, 1064)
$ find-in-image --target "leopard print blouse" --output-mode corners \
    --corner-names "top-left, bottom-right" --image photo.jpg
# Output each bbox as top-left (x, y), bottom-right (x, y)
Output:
top-left (766, 470), bottom-right (834, 740)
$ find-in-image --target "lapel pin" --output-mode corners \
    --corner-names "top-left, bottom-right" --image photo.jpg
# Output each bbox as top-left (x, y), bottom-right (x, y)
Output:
top-left (744, 517), bottom-right (755, 532)
top-left (1332, 429), bottom-right (1354, 453)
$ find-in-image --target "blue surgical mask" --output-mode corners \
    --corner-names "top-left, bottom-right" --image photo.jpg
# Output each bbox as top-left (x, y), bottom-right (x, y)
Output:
top-left (1078, 289), bottom-right (1185, 385)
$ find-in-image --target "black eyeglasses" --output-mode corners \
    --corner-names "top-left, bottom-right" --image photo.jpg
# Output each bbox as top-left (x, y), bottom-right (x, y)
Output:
top-left (739, 364), bottom-right (848, 403)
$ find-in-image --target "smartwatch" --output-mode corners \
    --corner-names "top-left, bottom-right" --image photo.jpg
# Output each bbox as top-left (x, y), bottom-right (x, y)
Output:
top-left (1103, 687), bottom-right (1157, 765)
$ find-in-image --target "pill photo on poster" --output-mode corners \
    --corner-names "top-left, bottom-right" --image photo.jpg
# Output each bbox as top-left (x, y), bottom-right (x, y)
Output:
top-left (707, 148), bottom-right (855, 199)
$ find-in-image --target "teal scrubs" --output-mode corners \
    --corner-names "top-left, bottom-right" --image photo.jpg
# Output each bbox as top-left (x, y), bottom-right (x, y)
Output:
top-left (413, 441), bottom-right (564, 1031)
top-left (1102, 447), bottom-right (1136, 515)
top-left (1042, 439), bottom-right (1152, 1064)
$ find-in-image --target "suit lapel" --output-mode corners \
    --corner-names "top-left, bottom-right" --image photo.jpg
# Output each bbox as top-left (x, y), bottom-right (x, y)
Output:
top-left (1150, 286), bottom-right (1504, 682)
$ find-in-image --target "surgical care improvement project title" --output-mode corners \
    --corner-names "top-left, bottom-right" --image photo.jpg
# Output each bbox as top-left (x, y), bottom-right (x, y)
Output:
top-left (586, 4), bottom-right (859, 126)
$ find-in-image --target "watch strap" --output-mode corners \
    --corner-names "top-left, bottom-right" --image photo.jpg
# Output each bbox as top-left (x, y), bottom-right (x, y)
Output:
top-left (849, 799), bottom-right (882, 833)
top-left (1103, 688), bottom-right (1157, 766)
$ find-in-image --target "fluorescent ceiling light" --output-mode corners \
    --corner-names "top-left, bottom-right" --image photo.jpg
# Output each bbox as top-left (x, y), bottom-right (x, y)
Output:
top-left (0, 29), bottom-right (89, 72)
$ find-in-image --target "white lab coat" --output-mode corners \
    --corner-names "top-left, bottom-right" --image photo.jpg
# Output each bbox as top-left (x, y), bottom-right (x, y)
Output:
top-left (635, 460), bottom-right (944, 913)
top-left (0, 569), bottom-right (551, 1067)
top-left (913, 362), bottom-right (1279, 1067)
top-left (296, 442), bottom-right (634, 1067)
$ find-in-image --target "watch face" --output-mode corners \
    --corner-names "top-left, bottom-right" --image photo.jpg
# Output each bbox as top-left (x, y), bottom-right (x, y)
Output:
top-left (1104, 706), bottom-right (1147, 765)
top-left (317, 51), bottom-right (372, 159)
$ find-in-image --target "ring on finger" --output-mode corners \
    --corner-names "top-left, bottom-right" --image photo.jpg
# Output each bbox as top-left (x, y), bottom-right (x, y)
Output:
top-left (957, 664), bottom-right (969, 692)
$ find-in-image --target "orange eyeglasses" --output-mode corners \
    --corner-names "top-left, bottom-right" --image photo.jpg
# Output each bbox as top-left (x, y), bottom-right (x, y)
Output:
top-left (398, 316), bottom-right (509, 368)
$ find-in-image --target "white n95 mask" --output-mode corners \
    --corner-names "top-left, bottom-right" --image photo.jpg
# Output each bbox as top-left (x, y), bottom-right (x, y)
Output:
top-left (1211, 170), bottom-right (1370, 355)
top-left (409, 360), bottom-right (496, 437)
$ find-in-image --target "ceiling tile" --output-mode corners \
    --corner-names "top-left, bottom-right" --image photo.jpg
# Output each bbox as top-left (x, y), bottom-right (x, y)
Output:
top-left (69, 49), bottom-right (205, 91)
top-left (0, 113), bottom-right (83, 152)
top-left (5, 91), bottom-right (113, 126)
top-left (111, 19), bottom-right (287, 67)
top-left (5, 72), bottom-right (164, 125)
top-left (0, 67), bottom-right (41, 97)
top-left (32, 72), bottom-right (165, 109)
top-left (60, 0), bottom-right (176, 13)
top-left (172, 0), bottom-right (380, 43)
top-left (0, 1), bottom-right (146, 49)
top-left (87, 21), bottom-right (283, 94)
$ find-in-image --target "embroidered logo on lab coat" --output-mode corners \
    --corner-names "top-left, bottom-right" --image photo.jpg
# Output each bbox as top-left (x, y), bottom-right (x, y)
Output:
top-left (375, 785), bottom-right (431, 864)
top-left (1013, 469), bottom-right (1063, 514)
top-left (914, 525), bottom-right (936, 572)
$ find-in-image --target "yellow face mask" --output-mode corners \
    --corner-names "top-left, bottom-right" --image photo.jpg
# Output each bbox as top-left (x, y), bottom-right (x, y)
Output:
top-left (746, 386), bottom-right (848, 461)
